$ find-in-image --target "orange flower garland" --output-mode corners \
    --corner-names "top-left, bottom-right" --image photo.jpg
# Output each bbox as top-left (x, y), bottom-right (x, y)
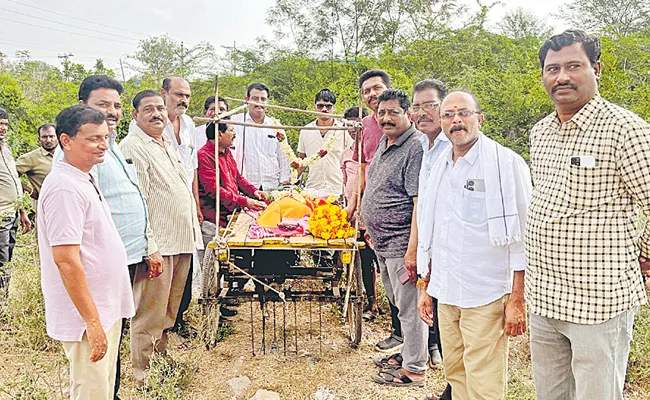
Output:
top-left (308, 202), bottom-right (356, 240)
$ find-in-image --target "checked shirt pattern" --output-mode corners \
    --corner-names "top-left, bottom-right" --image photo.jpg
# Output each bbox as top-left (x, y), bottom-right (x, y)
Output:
top-left (525, 94), bottom-right (649, 324)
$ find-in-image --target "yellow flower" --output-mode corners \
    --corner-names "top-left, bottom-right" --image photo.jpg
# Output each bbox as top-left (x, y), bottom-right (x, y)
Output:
top-left (336, 229), bottom-right (345, 239)
top-left (322, 232), bottom-right (331, 240)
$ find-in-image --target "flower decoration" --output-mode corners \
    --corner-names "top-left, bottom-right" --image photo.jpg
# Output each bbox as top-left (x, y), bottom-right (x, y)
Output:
top-left (308, 201), bottom-right (356, 240)
top-left (319, 149), bottom-right (328, 157)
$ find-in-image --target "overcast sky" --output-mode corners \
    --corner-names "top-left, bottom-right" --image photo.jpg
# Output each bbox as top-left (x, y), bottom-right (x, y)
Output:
top-left (0, 0), bottom-right (568, 77)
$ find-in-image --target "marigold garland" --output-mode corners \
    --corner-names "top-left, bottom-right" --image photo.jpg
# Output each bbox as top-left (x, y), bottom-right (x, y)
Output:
top-left (307, 202), bottom-right (356, 240)
top-left (275, 127), bottom-right (337, 184)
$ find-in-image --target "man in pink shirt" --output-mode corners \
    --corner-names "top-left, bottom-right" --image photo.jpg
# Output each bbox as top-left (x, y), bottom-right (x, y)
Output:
top-left (38, 104), bottom-right (135, 399)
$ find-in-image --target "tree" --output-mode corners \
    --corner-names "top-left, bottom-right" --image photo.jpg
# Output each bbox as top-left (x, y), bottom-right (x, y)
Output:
top-left (560, 0), bottom-right (650, 35)
top-left (499, 7), bottom-right (552, 39)
top-left (128, 34), bottom-right (217, 81)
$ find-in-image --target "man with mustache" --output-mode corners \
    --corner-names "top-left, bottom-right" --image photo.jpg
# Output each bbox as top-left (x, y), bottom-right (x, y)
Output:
top-left (120, 90), bottom-right (201, 388)
top-left (526, 30), bottom-right (650, 400)
top-left (0, 107), bottom-right (32, 287)
top-left (231, 82), bottom-right (291, 190)
top-left (52, 75), bottom-right (160, 399)
top-left (16, 123), bottom-right (58, 202)
top-left (361, 89), bottom-right (428, 388)
top-left (38, 105), bottom-right (134, 398)
top-left (161, 76), bottom-right (202, 340)
top-left (418, 90), bottom-right (531, 400)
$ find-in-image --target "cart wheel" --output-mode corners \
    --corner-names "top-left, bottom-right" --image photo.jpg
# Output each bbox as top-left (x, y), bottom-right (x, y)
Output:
top-left (347, 251), bottom-right (363, 347)
top-left (201, 245), bottom-right (221, 349)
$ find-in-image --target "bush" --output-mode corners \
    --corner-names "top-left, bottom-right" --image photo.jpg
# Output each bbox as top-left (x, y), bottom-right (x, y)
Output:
top-left (628, 297), bottom-right (650, 387)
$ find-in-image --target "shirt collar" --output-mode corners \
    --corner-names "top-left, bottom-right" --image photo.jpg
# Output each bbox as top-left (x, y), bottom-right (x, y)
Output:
top-left (131, 123), bottom-right (167, 146)
top-left (59, 160), bottom-right (92, 180)
top-left (381, 123), bottom-right (418, 149)
top-left (39, 147), bottom-right (53, 157)
top-left (552, 93), bottom-right (604, 132)
top-left (446, 133), bottom-right (481, 166)
top-left (419, 132), bottom-right (448, 152)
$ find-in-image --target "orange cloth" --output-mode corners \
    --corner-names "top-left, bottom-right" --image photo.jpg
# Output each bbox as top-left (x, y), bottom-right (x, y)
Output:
top-left (256, 197), bottom-right (312, 228)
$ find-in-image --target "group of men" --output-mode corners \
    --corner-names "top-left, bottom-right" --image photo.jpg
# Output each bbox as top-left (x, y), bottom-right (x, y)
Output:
top-left (0, 28), bottom-right (648, 400)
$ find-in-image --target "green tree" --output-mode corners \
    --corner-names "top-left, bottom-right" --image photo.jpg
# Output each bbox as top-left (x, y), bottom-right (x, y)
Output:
top-left (499, 7), bottom-right (552, 39)
top-left (560, 0), bottom-right (650, 35)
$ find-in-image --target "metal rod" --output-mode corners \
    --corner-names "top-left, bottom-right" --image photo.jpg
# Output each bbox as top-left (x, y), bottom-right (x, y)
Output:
top-left (250, 299), bottom-right (255, 356)
top-left (224, 96), bottom-right (345, 118)
top-left (309, 301), bottom-right (313, 340)
top-left (261, 299), bottom-right (266, 354)
top-left (283, 302), bottom-right (287, 356)
top-left (319, 303), bottom-right (323, 354)
top-left (294, 301), bottom-right (298, 354)
top-left (191, 118), bottom-right (359, 131)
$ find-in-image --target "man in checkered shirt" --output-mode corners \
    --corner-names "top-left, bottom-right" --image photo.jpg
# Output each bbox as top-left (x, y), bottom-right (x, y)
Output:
top-left (526, 30), bottom-right (650, 400)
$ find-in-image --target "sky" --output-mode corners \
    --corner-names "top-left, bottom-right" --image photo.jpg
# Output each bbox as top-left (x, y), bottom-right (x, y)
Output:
top-left (0, 0), bottom-right (568, 78)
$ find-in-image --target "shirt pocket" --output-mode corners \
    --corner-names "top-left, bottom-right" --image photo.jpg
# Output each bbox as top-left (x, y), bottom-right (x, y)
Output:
top-left (461, 190), bottom-right (486, 224)
top-left (565, 164), bottom-right (608, 209)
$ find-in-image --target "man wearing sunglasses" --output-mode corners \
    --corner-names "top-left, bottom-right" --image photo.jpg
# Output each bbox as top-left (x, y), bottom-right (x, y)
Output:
top-left (297, 88), bottom-right (351, 196)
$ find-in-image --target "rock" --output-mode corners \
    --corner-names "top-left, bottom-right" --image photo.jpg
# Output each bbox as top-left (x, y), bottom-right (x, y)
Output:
top-left (227, 375), bottom-right (251, 397)
top-left (250, 389), bottom-right (281, 400)
top-left (232, 356), bottom-right (244, 374)
top-left (310, 386), bottom-right (336, 400)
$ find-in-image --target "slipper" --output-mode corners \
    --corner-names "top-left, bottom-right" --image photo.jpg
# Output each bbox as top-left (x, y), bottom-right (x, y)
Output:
top-left (371, 368), bottom-right (425, 387)
top-left (374, 353), bottom-right (403, 368)
top-left (362, 310), bottom-right (378, 321)
top-left (177, 340), bottom-right (193, 351)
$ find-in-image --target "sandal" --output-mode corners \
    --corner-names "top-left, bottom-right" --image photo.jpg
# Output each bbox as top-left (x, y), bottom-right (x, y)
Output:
top-left (374, 353), bottom-right (403, 368)
top-left (371, 368), bottom-right (425, 387)
top-left (362, 310), bottom-right (378, 321)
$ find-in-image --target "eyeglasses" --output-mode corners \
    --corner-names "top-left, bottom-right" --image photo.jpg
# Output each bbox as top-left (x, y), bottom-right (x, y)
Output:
top-left (410, 101), bottom-right (440, 113)
top-left (377, 109), bottom-right (405, 118)
top-left (316, 103), bottom-right (334, 110)
top-left (440, 109), bottom-right (479, 120)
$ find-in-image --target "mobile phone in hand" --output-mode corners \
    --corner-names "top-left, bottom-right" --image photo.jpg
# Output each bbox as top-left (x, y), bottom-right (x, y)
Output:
top-left (396, 266), bottom-right (410, 285)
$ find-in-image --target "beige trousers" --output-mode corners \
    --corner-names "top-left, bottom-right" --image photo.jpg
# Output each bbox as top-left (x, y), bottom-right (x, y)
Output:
top-left (438, 295), bottom-right (509, 400)
top-left (130, 253), bottom-right (191, 385)
top-left (61, 321), bottom-right (121, 400)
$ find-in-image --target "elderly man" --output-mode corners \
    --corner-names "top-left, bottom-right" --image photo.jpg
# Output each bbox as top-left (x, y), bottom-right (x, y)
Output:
top-left (231, 82), bottom-right (290, 190)
top-left (526, 30), bottom-right (650, 400)
top-left (298, 88), bottom-right (350, 196)
top-left (120, 90), bottom-right (200, 387)
top-left (0, 108), bottom-right (31, 285)
top-left (16, 123), bottom-right (58, 201)
top-left (361, 89), bottom-right (427, 387)
top-left (417, 90), bottom-right (531, 400)
top-left (39, 104), bottom-right (134, 399)
top-left (194, 96), bottom-right (229, 151)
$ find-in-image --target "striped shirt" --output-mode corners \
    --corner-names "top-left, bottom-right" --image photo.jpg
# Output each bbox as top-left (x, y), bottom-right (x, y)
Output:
top-left (526, 94), bottom-right (649, 324)
top-left (120, 124), bottom-right (201, 256)
top-left (53, 137), bottom-right (151, 264)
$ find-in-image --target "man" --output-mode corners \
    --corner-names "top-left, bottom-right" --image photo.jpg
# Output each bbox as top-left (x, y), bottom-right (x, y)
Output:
top-left (120, 90), bottom-right (200, 387)
top-left (361, 89), bottom-right (427, 387)
top-left (161, 76), bottom-right (203, 337)
top-left (526, 30), bottom-right (650, 400)
top-left (16, 123), bottom-right (58, 201)
top-left (0, 108), bottom-right (31, 285)
top-left (38, 104), bottom-right (134, 398)
top-left (410, 79), bottom-right (452, 400)
top-left (231, 82), bottom-right (291, 190)
top-left (297, 89), bottom-right (351, 196)
top-left (194, 96), bottom-right (229, 151)
top-left (417, 90), bottom-right (530, 400)
top-left (53, 75), bottom-right (161, 398)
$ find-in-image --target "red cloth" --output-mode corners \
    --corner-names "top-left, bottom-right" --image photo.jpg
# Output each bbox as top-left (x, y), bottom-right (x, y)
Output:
top-left (197, 141), bottom-right (258, 226)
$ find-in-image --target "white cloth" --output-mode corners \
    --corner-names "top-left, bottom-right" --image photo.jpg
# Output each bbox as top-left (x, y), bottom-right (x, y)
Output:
top-left (194, 123), bottom-right (208, 152)
top-left (231, 113), bottom-right (291, 190)
top-left (298, 120), bottom-right (352, 197)
top-left (419, 135), bottom-right (531, 308)
top-left (163, 114), bottom-right (197, 191)
top-left (417, 133), bottom-right (450, 217)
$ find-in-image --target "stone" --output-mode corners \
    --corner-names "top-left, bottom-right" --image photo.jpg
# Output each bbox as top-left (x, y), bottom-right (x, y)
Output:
top-left (250, 389), bottom-right (281, 400)
top-left (227, 375), bottom-right (251, 397)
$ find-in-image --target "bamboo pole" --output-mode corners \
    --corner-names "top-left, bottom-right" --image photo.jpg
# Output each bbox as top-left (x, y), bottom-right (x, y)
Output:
top-left (224, 96), bottom-right (345, 119)
top-left (192, 118), bottom-right (362, 131)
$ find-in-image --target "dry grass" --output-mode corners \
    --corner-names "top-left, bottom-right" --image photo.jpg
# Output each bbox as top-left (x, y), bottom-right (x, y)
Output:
top-left (1, 234), bottom-right (650, 399)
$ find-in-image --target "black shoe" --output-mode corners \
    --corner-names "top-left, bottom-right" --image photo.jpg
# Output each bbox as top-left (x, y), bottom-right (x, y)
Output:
top-left (220, 306), bottom-right (238, 317)
top-left (224, 297), bottom-right (240, 307)
top-left (375, 333), bottom-right (403, 353)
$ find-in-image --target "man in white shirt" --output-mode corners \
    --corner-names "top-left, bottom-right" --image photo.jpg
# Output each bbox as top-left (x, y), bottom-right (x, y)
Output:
top-left (231, 82), bottom-right (290, 190)
top-left (417, 91), bottom-right (531, 400)
top-left (194, 96), bottom-right (229, 151)
top-left (298, 89), bottom-right (351, 197)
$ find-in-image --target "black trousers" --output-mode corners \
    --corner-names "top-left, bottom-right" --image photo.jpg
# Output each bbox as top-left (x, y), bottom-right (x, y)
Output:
top-left (114, 263), bottom-right (138, 399)
top-left (174, 255), bottom-right (194, 330)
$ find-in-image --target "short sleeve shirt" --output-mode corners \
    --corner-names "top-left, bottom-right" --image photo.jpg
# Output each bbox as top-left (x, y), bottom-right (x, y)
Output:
top-left (360, 124), bottom-right (423, 258)
top-left (38, 162), bottom-right (135, 342)
top-left (15, 147), bottom-right (53, 194)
